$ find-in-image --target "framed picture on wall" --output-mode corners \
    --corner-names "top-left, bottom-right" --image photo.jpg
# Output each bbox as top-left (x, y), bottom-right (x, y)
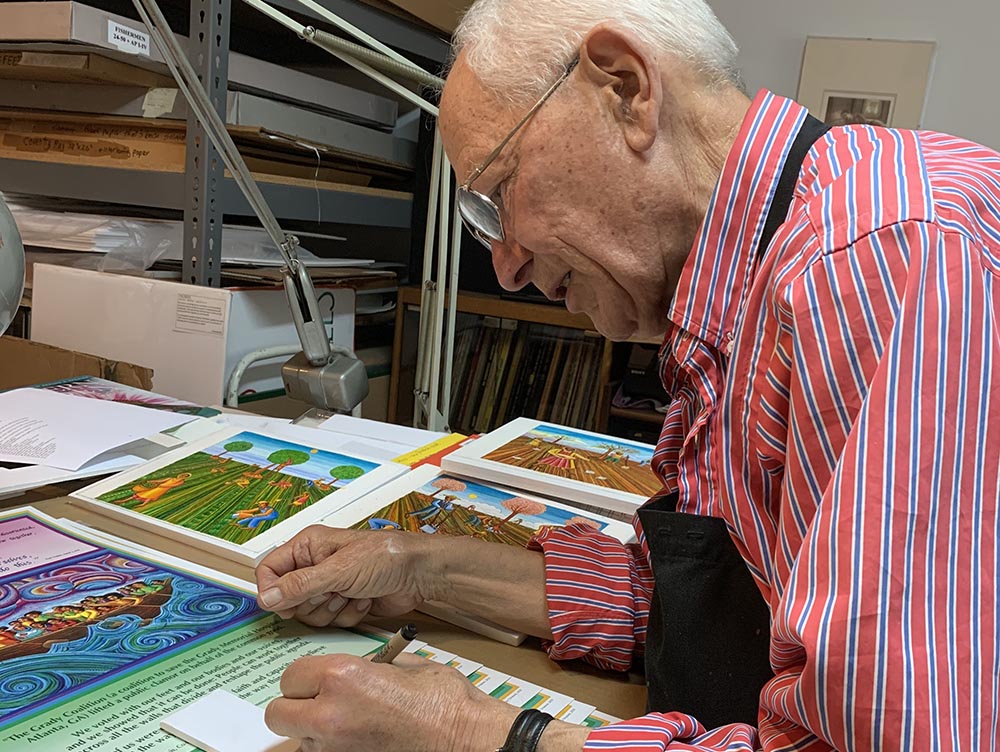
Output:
top-left (797, 38), bottom-right (935, 128)
top-left (820, 91), bottom-right (896, 127)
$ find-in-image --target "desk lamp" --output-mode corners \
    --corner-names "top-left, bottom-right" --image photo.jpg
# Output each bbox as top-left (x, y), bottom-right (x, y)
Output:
top-left (132, 0), bottom-right (459, 428)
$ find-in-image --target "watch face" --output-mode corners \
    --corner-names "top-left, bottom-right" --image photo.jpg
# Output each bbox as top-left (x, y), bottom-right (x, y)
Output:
top-left (0, 195), bottom-right (25, 336)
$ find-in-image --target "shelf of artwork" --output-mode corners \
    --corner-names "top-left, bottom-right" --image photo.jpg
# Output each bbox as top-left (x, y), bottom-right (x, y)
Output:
top-left (0, 158), bottom-right (413, 227)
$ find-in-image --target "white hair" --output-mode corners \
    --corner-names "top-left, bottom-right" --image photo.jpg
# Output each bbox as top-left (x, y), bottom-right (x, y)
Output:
top-left (452, 0), bottom-right (741, 107)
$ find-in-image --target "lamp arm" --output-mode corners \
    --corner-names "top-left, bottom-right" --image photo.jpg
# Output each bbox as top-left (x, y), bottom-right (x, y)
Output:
top-left (131, 0), bottom-right (332, 366)
top-left (238, 0), bottom-right (440, 116)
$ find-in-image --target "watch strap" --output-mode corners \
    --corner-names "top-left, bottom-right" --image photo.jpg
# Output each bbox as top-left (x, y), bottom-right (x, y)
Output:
top-left (496, 709), bottom-right (555, 752)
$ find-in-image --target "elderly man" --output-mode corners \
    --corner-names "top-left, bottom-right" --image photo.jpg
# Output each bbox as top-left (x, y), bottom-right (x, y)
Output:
top-left (256, 0), bottom-right (1000, 750)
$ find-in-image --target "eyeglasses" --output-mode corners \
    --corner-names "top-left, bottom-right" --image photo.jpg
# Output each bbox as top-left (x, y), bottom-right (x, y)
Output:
top-left (456, 59), bottom-right (579, 250)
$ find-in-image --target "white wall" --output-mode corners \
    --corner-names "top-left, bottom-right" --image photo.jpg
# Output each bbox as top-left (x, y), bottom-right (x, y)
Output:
top-left (709, 0), bottom-right (1000, 151)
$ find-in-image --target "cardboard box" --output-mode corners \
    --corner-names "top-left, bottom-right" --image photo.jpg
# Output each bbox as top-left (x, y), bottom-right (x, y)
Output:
top-left (0, 5), bottom-right (400, 128)
top-left (0, 49), bottom-right (171, 87)
top-left (370, 0), bottom-right (466, 33)
top-left (29, 265), bottom-right (355, 406)
top-left (0, 108), bottom-right (410, 179)
top-left (0, 335), bottom-right (152, 391)
top-left (0, 105), bottom-right (377, 186)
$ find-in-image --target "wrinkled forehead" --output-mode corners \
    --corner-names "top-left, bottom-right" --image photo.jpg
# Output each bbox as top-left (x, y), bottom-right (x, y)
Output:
top-left (439, 51), bottom-right (523, 181)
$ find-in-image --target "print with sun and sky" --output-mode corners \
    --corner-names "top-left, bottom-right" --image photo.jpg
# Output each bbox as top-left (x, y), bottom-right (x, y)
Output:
top-left (481, 424), bottom-right (662, 497)
top-left (96, 432), bottom-right (377, 544)
top-left (350, 474), bottom-right (611, 548)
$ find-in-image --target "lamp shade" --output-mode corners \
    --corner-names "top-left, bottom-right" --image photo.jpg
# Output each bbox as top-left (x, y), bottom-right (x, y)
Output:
top-left (0, 194), bottom-right (25, 336)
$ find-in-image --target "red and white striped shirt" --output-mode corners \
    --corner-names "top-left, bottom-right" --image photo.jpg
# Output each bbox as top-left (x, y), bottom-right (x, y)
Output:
top-left (531, 90), bottom-right (1000, 750)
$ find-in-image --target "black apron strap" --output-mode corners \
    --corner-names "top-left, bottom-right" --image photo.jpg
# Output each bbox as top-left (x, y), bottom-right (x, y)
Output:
top-left (639, 114), bottom-right (830, 728)
top-left (759, 114), bottom-right (830, 257)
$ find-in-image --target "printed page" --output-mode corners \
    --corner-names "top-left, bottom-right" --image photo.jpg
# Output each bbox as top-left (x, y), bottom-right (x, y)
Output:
top-left (317, 414), bottom-right (447, 452)
top-left (0, 389), bottom-right (195, 471)
top-left (37, 377), bottom-right (220, 417)
top-left (0, 508), bottom-right (381, 752)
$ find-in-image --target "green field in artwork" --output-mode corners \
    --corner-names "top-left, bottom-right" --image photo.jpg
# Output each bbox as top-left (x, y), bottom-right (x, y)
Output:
top-left (96, 432), bottom-right (376, 544)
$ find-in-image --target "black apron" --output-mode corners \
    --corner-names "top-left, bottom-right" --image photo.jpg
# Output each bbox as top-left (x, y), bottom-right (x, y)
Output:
top-left (638, 114), bottom-right (831, 729)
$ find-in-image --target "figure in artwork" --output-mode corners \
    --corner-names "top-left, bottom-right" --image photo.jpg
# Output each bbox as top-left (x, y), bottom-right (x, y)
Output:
top-left (538, 447), bottom-right (581, 470)
top-left (291, 481), bottom-right (317, 507)
top-left (466, 505), bottom-right (484, 528)
top-left (231, 501), bottom-right (279, 529)
top-left (407, 495), bottom-right (458, 527)
top-left (366, 518), bottom-right (401, 530)
top-left (126, 473), bottom-right (192, 507)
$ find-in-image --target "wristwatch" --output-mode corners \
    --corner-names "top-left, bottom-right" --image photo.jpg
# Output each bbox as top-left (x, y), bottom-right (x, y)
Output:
top-left (496, 709), bottom-right (555, 752)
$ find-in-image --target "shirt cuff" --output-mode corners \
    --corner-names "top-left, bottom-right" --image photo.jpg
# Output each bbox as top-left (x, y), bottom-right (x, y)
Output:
top-left (584, 713), bottom-right (756, 751)
top-left (529, 523), bottom-right (652, 672)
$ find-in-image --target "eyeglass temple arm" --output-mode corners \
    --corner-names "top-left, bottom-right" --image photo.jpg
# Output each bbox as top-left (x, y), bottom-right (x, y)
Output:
top-left (461, 59), bottom-right (579, 189)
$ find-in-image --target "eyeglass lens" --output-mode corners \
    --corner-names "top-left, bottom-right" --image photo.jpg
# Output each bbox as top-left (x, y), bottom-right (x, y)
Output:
top-left (457, 188), bottom-right (504, 249)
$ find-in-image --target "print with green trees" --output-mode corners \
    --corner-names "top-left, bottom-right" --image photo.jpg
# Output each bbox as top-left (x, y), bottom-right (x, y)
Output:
top-left (95, 432), bottom-right (374, 545)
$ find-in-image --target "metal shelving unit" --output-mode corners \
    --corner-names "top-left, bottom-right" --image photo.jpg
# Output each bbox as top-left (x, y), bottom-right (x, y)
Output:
top-left (171, 0), bottom-right (442, 285)
top-left (0, 0), bottom-right (445, 285)
top-left (0, 158), bottom-right (413, 227)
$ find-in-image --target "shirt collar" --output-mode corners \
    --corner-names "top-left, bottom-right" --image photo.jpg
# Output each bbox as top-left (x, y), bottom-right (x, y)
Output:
top-left (665, 90), bottom-right (809, 351)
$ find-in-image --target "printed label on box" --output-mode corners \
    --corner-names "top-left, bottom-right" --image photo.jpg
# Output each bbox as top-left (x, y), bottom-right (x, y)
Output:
top-left (175, 294), bottom-right (227, 336)
top-left (107, 20), bottom-right (151, 56)
top-left (142, 88), bottom-right (179, 118)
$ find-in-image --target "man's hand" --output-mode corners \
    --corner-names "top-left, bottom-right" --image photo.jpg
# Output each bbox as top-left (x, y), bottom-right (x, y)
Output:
top-left (255, 526), bottom-right (432, 627)
top-left (265, 653), bottom-right (519, 752)
top-left (255, 524), bottom-right (554, 638)
top-left (265, 653), bottom-right (590, 752)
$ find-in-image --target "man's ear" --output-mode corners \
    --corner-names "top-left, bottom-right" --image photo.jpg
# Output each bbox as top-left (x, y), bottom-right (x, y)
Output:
top-left (579, 24), bottom-right (662, 154)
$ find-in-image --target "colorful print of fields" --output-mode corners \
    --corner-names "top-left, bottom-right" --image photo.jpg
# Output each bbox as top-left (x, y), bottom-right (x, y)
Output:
top-left (482, 425), bottom-right (662, 497)
top-left (350, 475), bottom-right (611, 548)
top-left (96, 432), bottom-right (377, 544)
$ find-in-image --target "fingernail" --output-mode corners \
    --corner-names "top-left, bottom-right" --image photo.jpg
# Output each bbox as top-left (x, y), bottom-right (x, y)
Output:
top-left (327, 595), bottom-right (347, 613)
top-left (260, 588), bottom-right (283, 607)
top-left (309, 595), bottom-right (327, 605)
top-left (354, 599), bottom-right (372, 612)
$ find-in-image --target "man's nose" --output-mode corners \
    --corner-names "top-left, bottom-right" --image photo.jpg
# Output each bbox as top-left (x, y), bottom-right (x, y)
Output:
top-left (491, 238), bottom-right (532, 291)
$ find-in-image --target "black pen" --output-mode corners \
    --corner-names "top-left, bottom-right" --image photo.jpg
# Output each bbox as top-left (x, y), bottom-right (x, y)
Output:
top-left (369, 623), bottom-right (419, 664)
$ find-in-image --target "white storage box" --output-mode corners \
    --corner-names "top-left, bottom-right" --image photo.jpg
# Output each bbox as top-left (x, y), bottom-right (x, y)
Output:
top-left (30, 264), bottom-right (354, 405)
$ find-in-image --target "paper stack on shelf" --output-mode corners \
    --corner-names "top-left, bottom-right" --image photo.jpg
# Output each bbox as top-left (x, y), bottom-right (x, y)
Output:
top-left (10, 203), bottom-right (370, 272)
top-left (0, 1), bottom-right (416, 172)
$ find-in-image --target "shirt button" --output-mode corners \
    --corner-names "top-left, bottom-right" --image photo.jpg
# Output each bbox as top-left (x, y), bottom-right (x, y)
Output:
top-left (725, 334), bottom-right (736, 356)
